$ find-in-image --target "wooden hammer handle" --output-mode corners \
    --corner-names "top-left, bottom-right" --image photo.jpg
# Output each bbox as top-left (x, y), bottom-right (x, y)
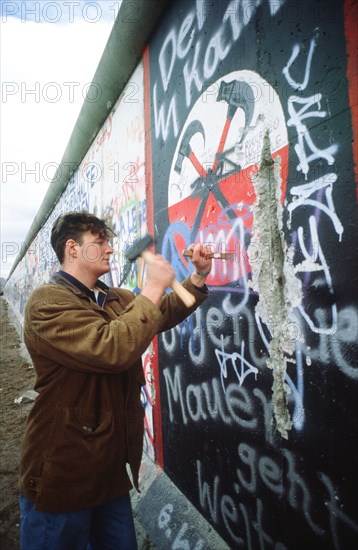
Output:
top-left (141, 251), bottom-right (196, 308)
top-left (170, 279), bottom-right (196, 308)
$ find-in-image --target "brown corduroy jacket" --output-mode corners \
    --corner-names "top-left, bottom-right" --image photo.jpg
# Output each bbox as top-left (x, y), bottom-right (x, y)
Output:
top-left (20, 271), bottom-right (208, 512)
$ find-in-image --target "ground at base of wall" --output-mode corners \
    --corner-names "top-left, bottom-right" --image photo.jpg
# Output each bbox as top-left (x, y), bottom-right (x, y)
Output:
top-left (0, 298), bottom-right (35, 549)
top-left (0, 298), bottom-right (155, 550)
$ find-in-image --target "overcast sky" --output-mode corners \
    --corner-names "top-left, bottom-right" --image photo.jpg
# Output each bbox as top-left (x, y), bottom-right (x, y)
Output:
top-left (0, 0), bottom-right (121, 279)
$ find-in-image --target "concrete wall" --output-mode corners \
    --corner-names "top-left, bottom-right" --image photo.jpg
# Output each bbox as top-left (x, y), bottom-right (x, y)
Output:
top-left (5, 0), bottom-right (357, 548)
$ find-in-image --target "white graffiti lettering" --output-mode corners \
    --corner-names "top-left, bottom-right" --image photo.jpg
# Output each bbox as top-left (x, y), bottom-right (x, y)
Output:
top-left (197, 447), bottom-right (358, 548)
top-left (215, 335), bottom-right (259, 391)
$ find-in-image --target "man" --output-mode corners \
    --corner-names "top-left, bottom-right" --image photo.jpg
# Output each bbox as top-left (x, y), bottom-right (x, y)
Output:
top-left (19, 211), bottom-right (212, 549)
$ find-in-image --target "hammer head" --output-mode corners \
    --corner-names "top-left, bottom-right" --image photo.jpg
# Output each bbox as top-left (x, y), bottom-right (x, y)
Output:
top-left (125, 234), bottom-right (154, 262)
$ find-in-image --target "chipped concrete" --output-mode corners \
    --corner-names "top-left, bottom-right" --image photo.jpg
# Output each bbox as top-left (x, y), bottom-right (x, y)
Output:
top-left (249, 131), bottom-right (302, 438)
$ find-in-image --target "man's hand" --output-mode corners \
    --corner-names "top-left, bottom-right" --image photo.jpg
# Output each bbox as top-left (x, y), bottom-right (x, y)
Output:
top-left (141, 254), bottom-right (175, 305)
top-left (188, 244), bottom-right (212, 287)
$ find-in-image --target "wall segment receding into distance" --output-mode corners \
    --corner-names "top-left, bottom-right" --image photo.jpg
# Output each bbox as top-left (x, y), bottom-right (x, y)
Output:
top-left (4, 1), bottom-right (358, 548)
top-left (5, 0), bottom-right (172, 281)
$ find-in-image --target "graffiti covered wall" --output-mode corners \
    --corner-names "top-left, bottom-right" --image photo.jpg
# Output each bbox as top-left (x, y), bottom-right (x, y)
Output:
top-left (146, 0), bottom-right (357, 548)
top-left (5, 0), bottom-right (357, 548)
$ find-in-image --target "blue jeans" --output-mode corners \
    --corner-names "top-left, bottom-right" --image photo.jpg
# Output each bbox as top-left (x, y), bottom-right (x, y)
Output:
top-left (19, 493), bottom-right (138, 550)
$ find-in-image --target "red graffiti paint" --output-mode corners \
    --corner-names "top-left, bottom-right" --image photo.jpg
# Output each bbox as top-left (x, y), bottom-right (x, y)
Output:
top-left (166, 71), bottom-right (289, 286)
top-left (344, 0), bottom-right (358, 198)
top-left (143, 45), bottom-right (163, 469)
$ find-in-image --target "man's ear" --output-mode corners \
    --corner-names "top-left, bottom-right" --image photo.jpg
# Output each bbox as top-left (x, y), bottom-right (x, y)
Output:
top-left (65, 239), bottom-right (78, 259)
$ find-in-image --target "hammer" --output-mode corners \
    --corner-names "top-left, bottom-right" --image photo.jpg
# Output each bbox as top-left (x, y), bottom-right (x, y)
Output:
top-left (211, 79), bottom-right (255, 172)
top-left (125, 235), bottom-right (196, 308)
top-left (174, 120), bottom-right (206, 177)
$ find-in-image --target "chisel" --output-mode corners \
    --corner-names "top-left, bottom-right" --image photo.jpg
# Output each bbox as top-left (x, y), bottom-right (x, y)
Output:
top-left (182, 249), bottom-right (234, 260)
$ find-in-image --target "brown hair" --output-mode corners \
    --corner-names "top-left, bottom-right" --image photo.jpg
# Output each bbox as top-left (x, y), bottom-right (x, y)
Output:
top-left (51, 211), bottom-right (114, 264)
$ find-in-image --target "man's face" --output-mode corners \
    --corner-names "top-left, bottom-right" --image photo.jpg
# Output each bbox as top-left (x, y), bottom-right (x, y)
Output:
top-left (75, 231), bottom-right (114, 278)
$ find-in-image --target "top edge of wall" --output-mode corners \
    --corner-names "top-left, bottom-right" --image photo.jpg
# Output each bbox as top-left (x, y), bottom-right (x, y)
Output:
top-left (6, 0), bottom-right (171, 283)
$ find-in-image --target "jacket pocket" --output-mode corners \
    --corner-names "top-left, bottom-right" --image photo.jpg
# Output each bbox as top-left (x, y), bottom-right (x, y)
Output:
top-left (65, 408), bottom-right (113, 442)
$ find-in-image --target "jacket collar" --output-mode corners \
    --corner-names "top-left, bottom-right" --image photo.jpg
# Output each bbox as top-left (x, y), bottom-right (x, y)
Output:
top-left (50, 271), bottom-right (118, 305)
